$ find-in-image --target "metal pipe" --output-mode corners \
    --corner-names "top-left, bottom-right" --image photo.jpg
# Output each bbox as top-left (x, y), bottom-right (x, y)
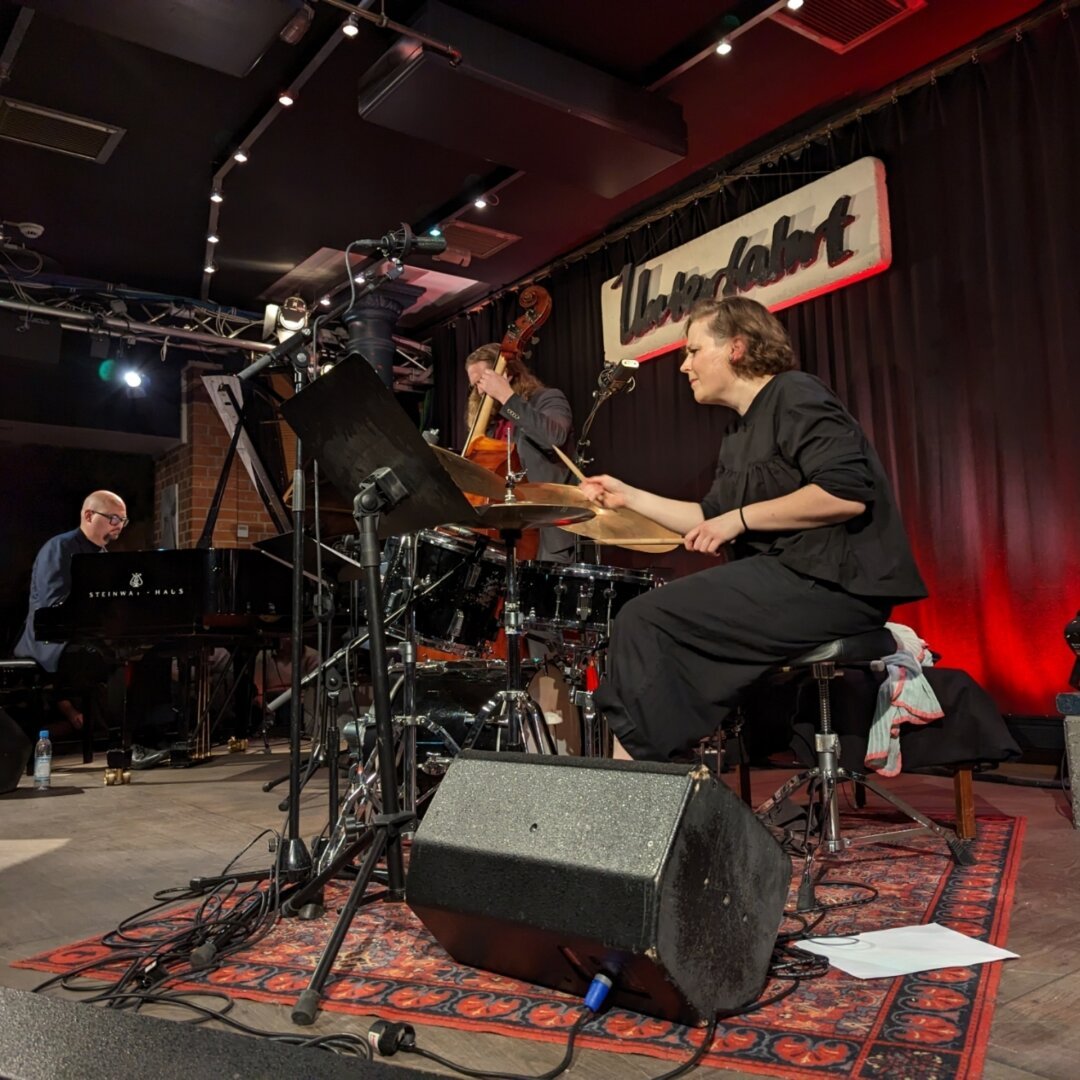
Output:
top-left (0, 297), bottom-right (270, 352)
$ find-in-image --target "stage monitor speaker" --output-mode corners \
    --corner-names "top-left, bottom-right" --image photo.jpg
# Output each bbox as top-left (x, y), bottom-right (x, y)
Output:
top-left (406, 752), bottom-right (791, 1024)
top-left (0, 707), bottom-right (32, 794)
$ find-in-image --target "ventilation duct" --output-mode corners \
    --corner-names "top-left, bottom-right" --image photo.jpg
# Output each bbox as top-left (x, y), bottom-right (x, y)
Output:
top-left (0, 97), bottom-right (125, 162)
top-left (772, 0), bottom-right (927, 54)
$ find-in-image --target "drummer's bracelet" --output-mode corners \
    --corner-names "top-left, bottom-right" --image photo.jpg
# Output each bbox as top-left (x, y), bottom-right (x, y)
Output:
top-left (738, 505), bottom-right (749, 532)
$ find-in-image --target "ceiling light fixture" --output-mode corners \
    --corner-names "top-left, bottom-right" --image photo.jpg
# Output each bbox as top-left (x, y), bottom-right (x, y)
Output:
top-left (319, 296), bottom-right (332, 307)
top-left (207, 233), bottom-right (220, 244)
top-left (354, 272), bottom-right (366, 284)
top-left (786, 0), bottom-right (804, 9)
top-left (233, 149), bottom-right (249, 163)
top-left (473, 197), bottom-right (488, 209)
top-left (122, 370), bottom-right (144, 389)
top-left (428, 227), bottom-right (443, 237)
top-left (342, 15), bottom-right (360, 38)
top-left (278, 90), bottom-right (295, 107)
top-left (210, 189), bottom-right (223, 203)
top-left (204, 263), bottom-right (217, 274)
top-left (716, 38), bottom-right (733, 56)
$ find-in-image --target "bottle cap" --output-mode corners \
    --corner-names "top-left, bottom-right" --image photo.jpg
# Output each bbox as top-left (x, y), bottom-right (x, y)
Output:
top-left (39, 730), bottom-right (49, 739)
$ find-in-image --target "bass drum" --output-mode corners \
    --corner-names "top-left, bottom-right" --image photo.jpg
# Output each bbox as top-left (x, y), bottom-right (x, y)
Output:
top-left (346, 660), bottom-right (583, 760)
top-left (411, 660), bottom-right (583, 758)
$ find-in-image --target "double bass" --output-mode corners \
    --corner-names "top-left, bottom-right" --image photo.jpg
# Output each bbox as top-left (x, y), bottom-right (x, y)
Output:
top-left (460, 284), bottom-right (552, 474)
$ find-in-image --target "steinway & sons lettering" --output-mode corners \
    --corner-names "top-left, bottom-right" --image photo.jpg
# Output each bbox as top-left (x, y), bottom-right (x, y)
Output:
top-left (87, 587), bottom-right (186, 599)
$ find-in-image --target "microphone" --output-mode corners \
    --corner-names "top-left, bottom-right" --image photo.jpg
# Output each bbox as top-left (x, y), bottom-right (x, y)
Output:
top-left (353, 223), bottom-right (447, 257)
top-left (598, 357), bottom-right (638, 396)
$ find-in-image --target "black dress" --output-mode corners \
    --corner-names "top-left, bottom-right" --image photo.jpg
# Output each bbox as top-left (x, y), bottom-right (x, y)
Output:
top-left (592, 371), bottom-right (927, 762)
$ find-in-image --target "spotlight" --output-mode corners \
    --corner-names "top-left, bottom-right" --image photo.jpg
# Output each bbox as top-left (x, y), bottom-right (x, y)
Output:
top-left (786, 0), bottom-right (804, 9)
top-left (122, 370), bottom-right (143, 389)
top-left (428, 227), bottom-right (443, 237)
top-left (278, 90), bottom-right (295, 107)
top-left (473, 197), bottom-right (488, 210)
top-left (233, 149), bottom-right (249, 163)
top-left (207, 233), bottom-right (220, 244)
top-left (277, 296), bottom-right (309, 333)
top-left (716, 38), bottom-right (733, 56)
top-left (210, 189), bottom-right (224, 203)
top-left (204, 262), bottom-right (217, 274)
top-left (354, 272), bottom-right (366, 284)
top-left (342, 15), bottom-right (360, 38)
top-left (319, 296), bottom-right (331, 307)
top-left (279, 2), bottom-right (314, 45)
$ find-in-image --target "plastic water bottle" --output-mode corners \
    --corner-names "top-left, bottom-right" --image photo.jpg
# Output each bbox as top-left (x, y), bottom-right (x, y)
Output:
top-left (33, 730), bottom-right (52, 792)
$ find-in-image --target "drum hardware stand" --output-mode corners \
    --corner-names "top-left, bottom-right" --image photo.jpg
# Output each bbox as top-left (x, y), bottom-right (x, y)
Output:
top-left (287, 467), bottom-right (415, 1026)
top-left (463, 517), bottom-right (557, 755)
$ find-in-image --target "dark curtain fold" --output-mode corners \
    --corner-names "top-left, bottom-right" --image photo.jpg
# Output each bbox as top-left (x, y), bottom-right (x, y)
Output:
top-left (429, 13), bottom-right (1080, 714)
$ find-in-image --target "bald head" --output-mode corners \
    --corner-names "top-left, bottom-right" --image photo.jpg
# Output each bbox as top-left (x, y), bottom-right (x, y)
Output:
top-left (80, 490), bottom-right (128, 547)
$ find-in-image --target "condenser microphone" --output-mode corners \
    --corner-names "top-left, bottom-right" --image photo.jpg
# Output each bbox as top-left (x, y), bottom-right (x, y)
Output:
top-left (353, 223), bottom-right (447, 257)
top-left (599, 357), bottom-right (639, 396)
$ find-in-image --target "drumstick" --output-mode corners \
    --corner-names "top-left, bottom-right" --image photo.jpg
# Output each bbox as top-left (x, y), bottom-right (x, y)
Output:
top-left (552, 444), bottom-right (589, 485)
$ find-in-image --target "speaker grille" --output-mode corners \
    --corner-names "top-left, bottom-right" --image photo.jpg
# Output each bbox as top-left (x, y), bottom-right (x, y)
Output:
top-left (0, 98), bottom-right (125, 162)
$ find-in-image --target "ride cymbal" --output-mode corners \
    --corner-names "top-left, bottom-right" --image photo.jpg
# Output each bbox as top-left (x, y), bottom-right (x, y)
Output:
top-left (559, 505), bottom-right (682, 553)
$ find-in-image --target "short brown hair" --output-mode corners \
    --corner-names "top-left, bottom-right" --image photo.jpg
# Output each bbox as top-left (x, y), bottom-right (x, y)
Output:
top-left (686, 297), bottom-right (796, 378)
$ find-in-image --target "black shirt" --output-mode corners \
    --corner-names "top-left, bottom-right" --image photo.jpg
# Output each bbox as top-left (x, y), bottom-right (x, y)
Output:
top-left (700, 371), bottom-right (927, 602)
top-left (15, 527), bottom-right (105, 671)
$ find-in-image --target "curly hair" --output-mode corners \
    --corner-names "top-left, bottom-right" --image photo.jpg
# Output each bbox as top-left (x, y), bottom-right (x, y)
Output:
top-left (463, 343), bottom-right (544, 428)
top-left (685, 297), bottom-right (796, 378)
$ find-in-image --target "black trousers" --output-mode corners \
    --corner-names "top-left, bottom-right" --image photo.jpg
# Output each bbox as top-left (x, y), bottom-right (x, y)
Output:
top-left (592, 555), bottom-right (892, 762)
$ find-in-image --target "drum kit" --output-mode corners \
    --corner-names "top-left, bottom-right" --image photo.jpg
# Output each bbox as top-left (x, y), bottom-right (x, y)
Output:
top-left (321, 443), bottom-right (679, 869)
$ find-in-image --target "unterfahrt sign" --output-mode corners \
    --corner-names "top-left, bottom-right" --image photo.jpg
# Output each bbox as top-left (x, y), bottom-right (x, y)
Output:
top-left (601, 156), bottom-right (891, 364)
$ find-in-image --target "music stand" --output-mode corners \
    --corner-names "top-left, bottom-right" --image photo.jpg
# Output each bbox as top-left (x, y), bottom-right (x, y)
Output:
top-left (275, 354), bottom-right (477, 1025)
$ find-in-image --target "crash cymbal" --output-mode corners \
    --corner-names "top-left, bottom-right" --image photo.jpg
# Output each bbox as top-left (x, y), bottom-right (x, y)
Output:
top-left (559, 505), bottom-right (682, 553)
top-left (461, 502), bottom-right (594, 531)
top-left (431, 446), bottom-right (506, 500)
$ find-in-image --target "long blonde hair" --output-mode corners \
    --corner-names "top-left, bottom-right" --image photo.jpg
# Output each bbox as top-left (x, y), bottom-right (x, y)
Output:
top-left (464, 343), bottom-right (544, 429)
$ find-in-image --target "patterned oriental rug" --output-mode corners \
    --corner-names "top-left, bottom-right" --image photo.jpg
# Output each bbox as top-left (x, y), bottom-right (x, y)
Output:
top-left (16, 814), bottom-right (1023, 1080)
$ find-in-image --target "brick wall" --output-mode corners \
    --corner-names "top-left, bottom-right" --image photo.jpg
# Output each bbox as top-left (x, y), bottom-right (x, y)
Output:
top-left (153, 365), bottom-right (280, 549)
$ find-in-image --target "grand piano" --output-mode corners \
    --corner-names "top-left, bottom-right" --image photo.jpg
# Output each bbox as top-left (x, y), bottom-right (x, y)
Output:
top-left (36, 548), bottom-right (294, 767)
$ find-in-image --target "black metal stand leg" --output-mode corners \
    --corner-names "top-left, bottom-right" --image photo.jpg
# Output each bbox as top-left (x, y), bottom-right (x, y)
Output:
top-left (288, 467), bottom-right (416, 1028)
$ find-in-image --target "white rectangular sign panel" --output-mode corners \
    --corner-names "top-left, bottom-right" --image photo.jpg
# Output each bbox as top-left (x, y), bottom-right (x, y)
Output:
top-left (601, 156), bottom-right (891, 364)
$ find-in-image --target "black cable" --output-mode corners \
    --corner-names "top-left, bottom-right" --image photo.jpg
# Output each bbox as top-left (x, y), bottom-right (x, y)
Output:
top-left (404, 1010), bottom-right (591, 1080)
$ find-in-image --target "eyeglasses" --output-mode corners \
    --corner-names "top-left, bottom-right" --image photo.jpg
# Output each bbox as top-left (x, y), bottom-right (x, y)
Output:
top-left (89, 510), bottom-right (129, 527)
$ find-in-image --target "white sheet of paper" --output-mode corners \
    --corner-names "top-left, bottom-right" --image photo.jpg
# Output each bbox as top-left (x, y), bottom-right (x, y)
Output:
top-left (797, 922), bottom-right (1018, 980)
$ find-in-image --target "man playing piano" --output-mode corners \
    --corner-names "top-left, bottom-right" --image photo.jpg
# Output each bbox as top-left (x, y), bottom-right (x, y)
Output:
top-left (15, 490), bottom-right (128, 731)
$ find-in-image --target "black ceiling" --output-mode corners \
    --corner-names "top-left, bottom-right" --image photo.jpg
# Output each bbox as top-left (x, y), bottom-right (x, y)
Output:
top-left (0, 0), bottom-right (1046, 332)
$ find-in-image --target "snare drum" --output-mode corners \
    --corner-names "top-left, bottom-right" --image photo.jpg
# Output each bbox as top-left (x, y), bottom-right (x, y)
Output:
top-left (382, 529), bottom-right (505, 654)
top-left (518, 562), bottom-right (661, 636)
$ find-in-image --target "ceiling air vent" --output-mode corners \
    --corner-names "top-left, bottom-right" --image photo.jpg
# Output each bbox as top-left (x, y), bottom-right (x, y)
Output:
top-left (772, 0), bottom-right (927, 54)
top-left (0, 98), bottom-right (125, 162)
top-left (433, 221), bottom-right (521, 268)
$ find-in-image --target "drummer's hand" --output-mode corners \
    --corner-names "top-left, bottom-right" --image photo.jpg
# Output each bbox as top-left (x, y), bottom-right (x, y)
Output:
top-left (683, 511), bottom-right (744, 555)
top-left (474, 367), bottom-right (514, 404)
top-left (578, 474), bottom-right (633, 509)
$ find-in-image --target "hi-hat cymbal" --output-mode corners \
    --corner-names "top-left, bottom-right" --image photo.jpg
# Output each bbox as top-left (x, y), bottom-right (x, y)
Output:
top-left (559, 505), bottom-right (682, 553)
top-left (461, 503), bottom-right (594, 531)
top-left (431, 446), bottom-right (506, 500)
